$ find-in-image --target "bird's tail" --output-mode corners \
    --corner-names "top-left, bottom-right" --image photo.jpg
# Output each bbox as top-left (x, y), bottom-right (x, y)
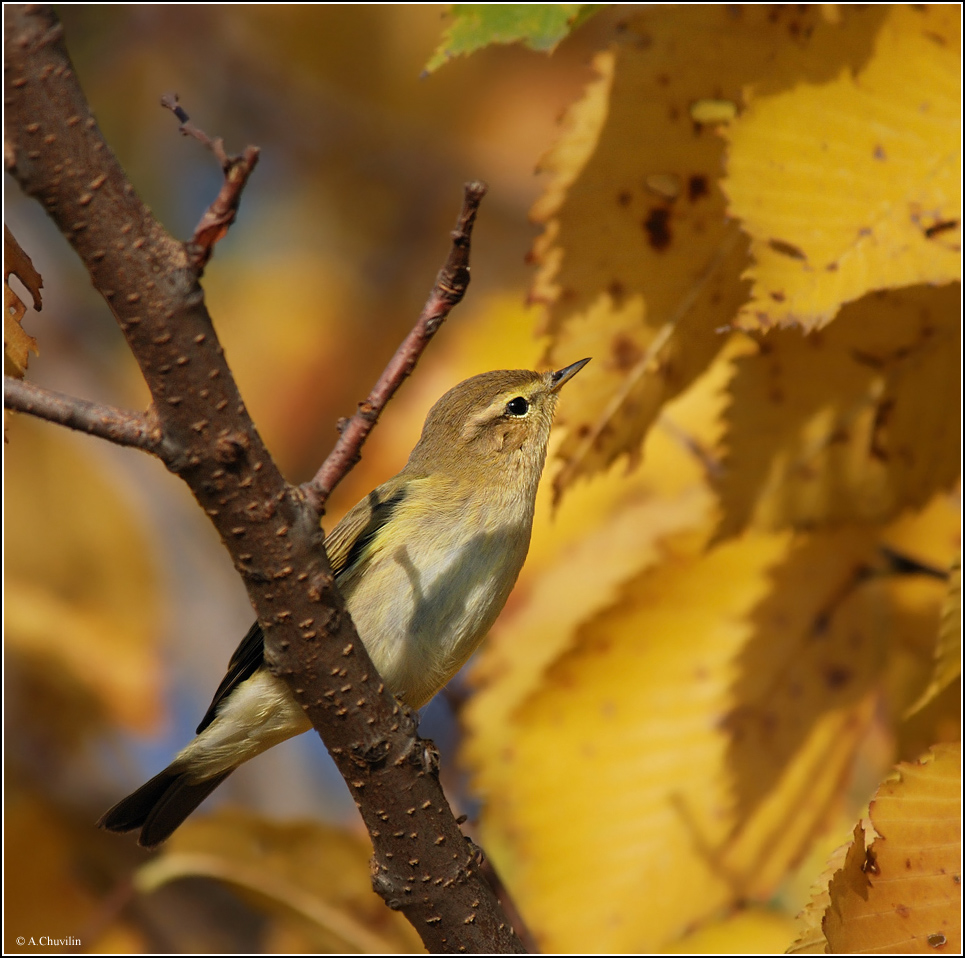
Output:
top-left (98, 766), bottom-right (232, 849)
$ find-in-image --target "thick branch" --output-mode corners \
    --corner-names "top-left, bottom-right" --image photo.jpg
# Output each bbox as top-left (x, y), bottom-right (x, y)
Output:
top-left (4, 377), bottom-right (161, 452)
top-left (5, 6), bottom-right (522, 952)
top-left (301, 180), bottom-right (487, 512)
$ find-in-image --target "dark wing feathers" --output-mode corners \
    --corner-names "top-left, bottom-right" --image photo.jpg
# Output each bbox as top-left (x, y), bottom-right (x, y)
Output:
top-left (195, 619), bottom-right (266, 734)
top-left (322, 478), bottom-right (408, 579)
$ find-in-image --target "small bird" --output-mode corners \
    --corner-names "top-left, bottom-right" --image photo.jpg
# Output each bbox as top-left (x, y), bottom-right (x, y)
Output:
top-left (99, 359), bottom-right (589, 847)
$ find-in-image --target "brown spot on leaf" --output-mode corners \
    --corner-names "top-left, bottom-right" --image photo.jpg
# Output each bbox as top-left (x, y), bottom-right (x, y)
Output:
top-left (611, 333), bottom-right (643, 371)
top-left (655, 72), bottom-right (670, 86)
top-left (768, 238), bottom-right (806, 260)
top-left (770, 290), bottom-right (786, 302)
top-left (870, 398), bottom-right (895, 462)
top-left (659, 356), bottom-right (678, 385)
top-left (873, 144), bottom-right (887, 160)
top-left (896, 904), bottom-right (911, 919)
top-left (924, 219), bottom-right (959, 239)
top-left (616, 189), bottom-right (633, 208)
top-left (687, 174), bottom-right (708, 201)
top-left (643, 207), bottom-right (672, 251)
top-left (608, 279), bottom-right (627, 306)
top-left (824, 665), bottom-right (852, 689)
top-left (928, 934), bottom-right (947, 947)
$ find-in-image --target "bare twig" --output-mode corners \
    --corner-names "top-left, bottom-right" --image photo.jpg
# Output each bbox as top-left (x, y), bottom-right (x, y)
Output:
top-left (4, 377), bottom-right (161, 453)
top-left (301, 180), bottom-right (488, 513)
top-left (161, 91), bottom-right (230, 165)
top-left (161, 92), bottom-right (260, 271)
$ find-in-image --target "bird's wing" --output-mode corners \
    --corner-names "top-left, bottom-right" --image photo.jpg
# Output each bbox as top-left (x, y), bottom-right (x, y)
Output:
top-left (195, 619), bottom-right (265, 733)
top-left (195, 475), bottom-right (411, 733)
top-left (322, 474), bottom-right (410, 579)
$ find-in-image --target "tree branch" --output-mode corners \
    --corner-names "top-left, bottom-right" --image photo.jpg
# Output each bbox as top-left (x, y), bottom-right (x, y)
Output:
top-left (301, 180), bottom-right (488, 512)
top-left (4, 377), bottom-right (161, 453)
top-left (160, 92), bottom-right (260, 271)
top-left (4, 6), bottom-right (523, 952)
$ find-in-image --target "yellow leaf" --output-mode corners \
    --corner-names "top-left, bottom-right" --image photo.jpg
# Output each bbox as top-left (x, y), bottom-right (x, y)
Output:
top-left (464, 481), bottom-right (715, 803)
top-left (721, 529), bottom-right (884, 826)
top-left (715, 285), bottom-right (961, 540)
top-left (663, 906), bottom-right (798, 955)
top-left (823, 744), bottom-right (962, 953)
top-left (530, 5), bottom-right (899, 499)
top-left (471, 523), bottom-right (900, 951)
top-left (907, 559), bottom-right (962, 717)
top-left (139, 811), bottom-right (422, 954)
top-left (724, 5), bottom-right (961, 330)
top-left (481, 528), bottom-right (785, 952)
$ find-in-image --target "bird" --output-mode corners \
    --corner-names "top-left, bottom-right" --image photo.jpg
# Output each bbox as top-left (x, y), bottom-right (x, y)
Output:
top-left (99, 359), bottom-right (590, 847)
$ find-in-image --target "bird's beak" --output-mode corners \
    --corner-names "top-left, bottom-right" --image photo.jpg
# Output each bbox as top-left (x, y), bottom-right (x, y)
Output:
top-left (550, 357), bottom-right (591, 392)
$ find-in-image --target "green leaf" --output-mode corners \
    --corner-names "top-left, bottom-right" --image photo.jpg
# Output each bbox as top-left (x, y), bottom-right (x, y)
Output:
top-left (425, 4), bottom-right (601, 74)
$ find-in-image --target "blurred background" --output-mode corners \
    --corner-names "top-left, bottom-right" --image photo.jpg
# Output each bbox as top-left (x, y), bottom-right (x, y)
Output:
top-left (5, 5), bottom-right (613, 951)
top-left (7, 5), bottom-right (959, 954)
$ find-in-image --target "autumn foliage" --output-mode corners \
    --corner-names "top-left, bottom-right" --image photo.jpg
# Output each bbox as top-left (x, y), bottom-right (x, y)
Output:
top-left (5, 5), bottom-right (960, 954)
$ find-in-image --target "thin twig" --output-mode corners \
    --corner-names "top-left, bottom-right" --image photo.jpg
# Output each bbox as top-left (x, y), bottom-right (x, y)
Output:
top-left (4, 377), bottom-right (161, 453)
top-left (161, 91), bottom-right (230, 165)
top-left (301, 180), bottom-right (488, 513)
top-left (161, 92), bottom-right (260, 271)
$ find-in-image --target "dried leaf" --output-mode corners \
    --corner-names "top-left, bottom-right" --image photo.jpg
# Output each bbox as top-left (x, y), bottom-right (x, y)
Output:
top-left (4, 224), bottom-right (42, 377)
top-left (823, 744), bottom-right (961, 953)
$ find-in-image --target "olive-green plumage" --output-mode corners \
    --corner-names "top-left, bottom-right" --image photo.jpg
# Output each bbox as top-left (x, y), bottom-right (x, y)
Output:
top-left (99, 360), bottom-right (589, 847)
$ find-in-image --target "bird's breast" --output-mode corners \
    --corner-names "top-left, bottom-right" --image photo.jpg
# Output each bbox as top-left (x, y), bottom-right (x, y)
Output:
top-left (338, 502), bottom-right (532, 707)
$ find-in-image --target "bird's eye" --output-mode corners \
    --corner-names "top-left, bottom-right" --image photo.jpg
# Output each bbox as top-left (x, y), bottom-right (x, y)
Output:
top-left (505, 397), bottom-right (529, 417)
